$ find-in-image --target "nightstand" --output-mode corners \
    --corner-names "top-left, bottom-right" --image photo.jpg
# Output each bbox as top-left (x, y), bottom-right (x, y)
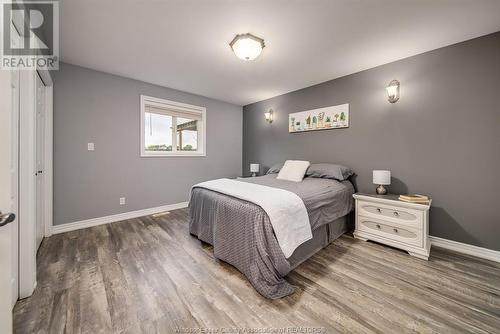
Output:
top-left (353, 193), bottom-right (432, 260)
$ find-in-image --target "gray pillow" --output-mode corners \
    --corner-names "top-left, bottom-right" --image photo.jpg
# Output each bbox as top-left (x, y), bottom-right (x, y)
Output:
top-left (266, 163), bottom-right (284, 174)
top-left (306, 163), bottom-right (354, 181)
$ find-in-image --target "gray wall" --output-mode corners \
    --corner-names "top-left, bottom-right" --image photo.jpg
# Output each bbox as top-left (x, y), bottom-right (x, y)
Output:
top-left (243, 32), bottom-right (500, 251)
top-left (54, 63), bottom-right (242, 225)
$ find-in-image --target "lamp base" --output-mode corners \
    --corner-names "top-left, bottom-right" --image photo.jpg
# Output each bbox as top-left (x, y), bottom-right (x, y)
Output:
top-left (376, 185), bottom-right (387, 195)
top-left (251, 172), bottom-right (257, 177)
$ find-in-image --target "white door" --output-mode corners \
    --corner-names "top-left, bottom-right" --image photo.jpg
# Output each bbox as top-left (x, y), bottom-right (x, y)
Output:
top-left (35, 73), bottom-right (45, 251)
top-left (1, 60), bottom-right (15, 334)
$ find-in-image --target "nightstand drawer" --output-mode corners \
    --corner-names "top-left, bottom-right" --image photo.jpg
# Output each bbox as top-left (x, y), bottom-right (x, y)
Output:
top-left (357, 200), bottom-right (423, 229)
top-left (357, 216), bottom-right (423, 247)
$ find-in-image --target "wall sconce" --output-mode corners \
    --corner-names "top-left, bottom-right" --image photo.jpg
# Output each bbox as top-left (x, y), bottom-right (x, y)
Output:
top-left (264, 109), bottom-right (274, 123)
top-left (386, 80), bottom-right (400, 103)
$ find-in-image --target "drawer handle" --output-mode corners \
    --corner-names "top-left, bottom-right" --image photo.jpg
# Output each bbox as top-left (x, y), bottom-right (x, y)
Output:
top-left (376, 224), bottom-right (381, 229)
top-left (393, 228), bottom-right (398, 233)
top-left (376, 208), bottom-right (381, 213)
top-left (393, 211), bottom-right (399, 217)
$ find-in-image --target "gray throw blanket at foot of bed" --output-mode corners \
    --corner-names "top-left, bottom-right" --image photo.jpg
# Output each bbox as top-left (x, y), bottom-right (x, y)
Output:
top-left (189, 188), bottom-right (295, 298)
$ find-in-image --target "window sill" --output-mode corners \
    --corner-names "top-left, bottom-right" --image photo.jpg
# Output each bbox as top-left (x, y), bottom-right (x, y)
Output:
top-left (141, 152), bottom-right (206, 157)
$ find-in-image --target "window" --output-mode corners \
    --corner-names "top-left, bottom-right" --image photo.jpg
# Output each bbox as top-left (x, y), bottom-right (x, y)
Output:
top-left (141, 95), bottom-right (206, 156)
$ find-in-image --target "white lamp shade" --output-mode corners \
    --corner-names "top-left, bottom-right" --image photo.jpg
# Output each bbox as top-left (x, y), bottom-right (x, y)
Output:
top-left (386, 85), bottom-right (398, 97)
top-left (250, 163), bottom-right (260, 173)
top-left (373, 170), bottom-right (391, 185)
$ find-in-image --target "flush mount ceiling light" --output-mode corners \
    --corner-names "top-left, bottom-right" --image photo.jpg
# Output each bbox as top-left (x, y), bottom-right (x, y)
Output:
top-left (229, 33), bottom-right (265, 61)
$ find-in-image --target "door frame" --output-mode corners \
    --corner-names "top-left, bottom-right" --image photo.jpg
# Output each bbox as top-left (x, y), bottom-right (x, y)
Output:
top-left (16, 32), bottom-right (54, 298)
top-left (41, 73), bottom-right (53, 240)
top-left (9, 23), bottom-right (20, 309)
top-left (0, 37), bottom-right (15, 334)
top-left (10, 65), bottom-right (19, 309)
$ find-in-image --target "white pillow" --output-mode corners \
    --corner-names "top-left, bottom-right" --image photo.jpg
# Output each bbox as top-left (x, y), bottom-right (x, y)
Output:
top-left (276, 160), bottom-right (310, 182)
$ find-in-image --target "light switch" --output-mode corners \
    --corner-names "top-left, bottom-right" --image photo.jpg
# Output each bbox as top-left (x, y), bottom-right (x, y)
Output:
top-left (119, 197), bottom-right (126, 205)
top-left (87, 143), bottom-right (95, 151)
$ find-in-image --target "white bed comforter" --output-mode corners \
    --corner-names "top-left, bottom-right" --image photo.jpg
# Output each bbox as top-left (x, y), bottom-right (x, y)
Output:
top-left (191, 178), bottom-right (312, 258)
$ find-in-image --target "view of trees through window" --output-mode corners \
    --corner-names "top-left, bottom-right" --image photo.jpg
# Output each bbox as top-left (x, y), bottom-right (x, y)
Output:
top-left (144, 112), bottom-right (198, 152)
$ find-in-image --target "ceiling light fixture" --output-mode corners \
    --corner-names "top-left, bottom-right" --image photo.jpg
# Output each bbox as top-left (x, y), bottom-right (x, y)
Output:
top-left (230, 33), bottom-right (265, 61)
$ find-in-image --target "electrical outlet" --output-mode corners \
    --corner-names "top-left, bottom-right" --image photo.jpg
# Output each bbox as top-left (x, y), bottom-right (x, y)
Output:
top-left (87, 143), bottom-right (95, 151)
top-left (119, 197), bottom-right (126, 205)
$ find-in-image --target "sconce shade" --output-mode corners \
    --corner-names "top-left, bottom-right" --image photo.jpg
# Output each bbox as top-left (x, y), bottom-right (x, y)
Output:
top-left (250, 163), bottom-right (260, 173)
top-left (373, 170), bottom-right (391, 185)
top-left (264, 109), bottom-right (273, 123)
top-left (386, 80), bottom-right (400, 103)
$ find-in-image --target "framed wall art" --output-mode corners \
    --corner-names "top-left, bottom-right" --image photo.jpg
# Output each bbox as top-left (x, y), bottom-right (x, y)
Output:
top-left (289, 103), bottom-right (349, 133)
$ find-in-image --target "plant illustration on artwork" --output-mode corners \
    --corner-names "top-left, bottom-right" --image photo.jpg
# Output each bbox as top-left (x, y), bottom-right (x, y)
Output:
top-left (325, 116), bottom-right (331, 128)
top-left (318, 112), bottom-right (325, 128)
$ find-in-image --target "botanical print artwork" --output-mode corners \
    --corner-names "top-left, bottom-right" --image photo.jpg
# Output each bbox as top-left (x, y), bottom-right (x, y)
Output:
top-left (289, 104), bottom-right (349, 133)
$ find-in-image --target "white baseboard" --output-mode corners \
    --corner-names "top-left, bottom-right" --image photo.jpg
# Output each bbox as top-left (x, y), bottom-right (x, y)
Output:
top-left (51, 202), bottom-right (189, 234)
top-left (430, 236), bottom-right (500, 263)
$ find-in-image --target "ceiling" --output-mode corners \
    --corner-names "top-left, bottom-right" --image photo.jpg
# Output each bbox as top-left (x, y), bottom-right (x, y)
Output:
top-left (59, 0), bottom-right (500, 106)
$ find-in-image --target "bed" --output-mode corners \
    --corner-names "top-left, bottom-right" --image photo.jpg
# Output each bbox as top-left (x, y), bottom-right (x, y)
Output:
top-left (189, 173), bottom-right (354, 299)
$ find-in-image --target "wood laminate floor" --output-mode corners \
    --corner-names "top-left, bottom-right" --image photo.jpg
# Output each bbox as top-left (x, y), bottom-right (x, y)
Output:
top-left (13, 208), bottom-right (500, 333)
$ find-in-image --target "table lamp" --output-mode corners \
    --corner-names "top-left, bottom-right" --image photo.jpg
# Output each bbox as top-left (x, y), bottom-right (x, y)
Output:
top-left (373, 170), bottom-right (391, 195)
top-left (250, 163), bottom-right (259, 177)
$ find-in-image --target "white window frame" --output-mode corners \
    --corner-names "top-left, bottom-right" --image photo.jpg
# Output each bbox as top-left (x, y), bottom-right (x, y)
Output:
top-left (140, 95), bottom-right (206, 157)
